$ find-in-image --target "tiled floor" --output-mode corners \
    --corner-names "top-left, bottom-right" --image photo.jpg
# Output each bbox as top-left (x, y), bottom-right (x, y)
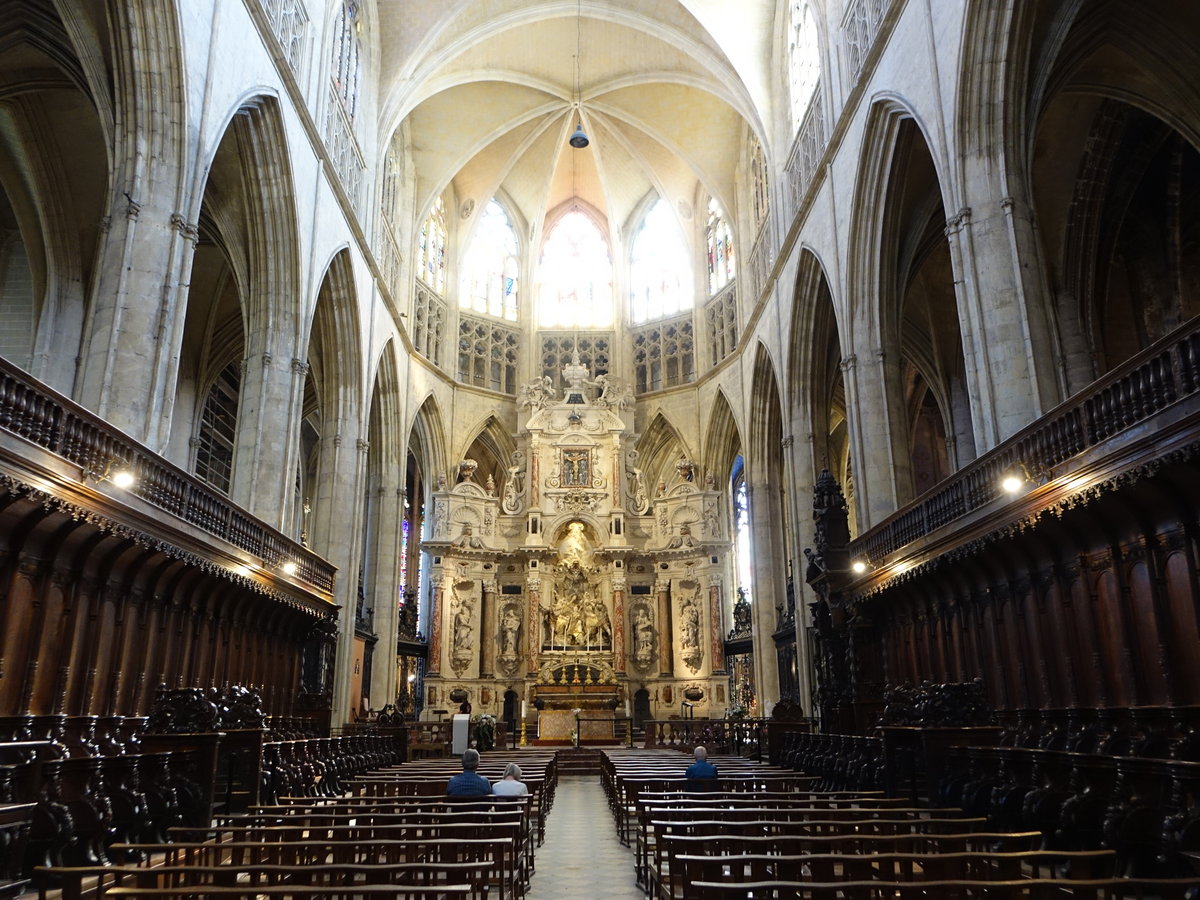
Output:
top-left (526, 775), bottom-right (643, 900)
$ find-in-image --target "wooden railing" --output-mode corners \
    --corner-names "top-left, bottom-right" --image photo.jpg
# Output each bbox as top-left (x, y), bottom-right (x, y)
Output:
top-left (0, 357), bottom-right (335, 593)
top-left (643, 718), bottom-right (794, 758)
top-left (852, 319), bottom-right (1200, 567)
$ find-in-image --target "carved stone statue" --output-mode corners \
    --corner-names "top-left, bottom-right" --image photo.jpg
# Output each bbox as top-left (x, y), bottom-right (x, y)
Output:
top-left (626, 449), bottom-right (650, 514)
top-left (703, 500), bottom-right (721, 537)
top-left (667, 522), bottom-right (698, 549)
top-left (502, 450), bottom-right (526, 514)
top-left (449, 582), bottom-right (475, 673)
top-left (451, 523), bottom-right (484, 549)
top-left (591, 373), bottom-right (634, 410)
top-left (500, 606), bottom-right (521, 656)
top-left (679, 586), bottom-right (704, 672)
top-left (632, 605), bottom-right (655, 669)
top-left (518, 375), bottom-right (557, 410)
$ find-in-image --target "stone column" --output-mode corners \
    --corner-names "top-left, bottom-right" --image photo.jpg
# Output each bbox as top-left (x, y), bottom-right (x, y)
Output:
top-left (230, 350), bottom-right (306, 532)
top-left (842, 348), bottom-right (912, 528)
top-left (368, 484), bottom-right (405, 708)
top-left (656, 577), bottom-right (673, 677)
top-left (427, 574), bottom-right (445, 677)
top-left (611, 571), bottom-right (627, 674)
top-left (747, 483), bottom-right (783, 708)
top-left (526, 572), bottom-right (541, 674)
top-left (480, 579), bottom-right (498, 677)
top-left (707, 573), bottom-right (725, 675)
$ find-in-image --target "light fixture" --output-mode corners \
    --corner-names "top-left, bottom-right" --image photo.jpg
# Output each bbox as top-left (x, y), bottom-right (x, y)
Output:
top-left (851, 560), bottom-right (867, 575)
top-left (1001, 475), bottom-right (1023, 495)
top-left (281, 561), bottom-right (298, 576)
top-left (111, 470), bottom-right (136, 489)
top-left (567, 0), bottom-right (589, 149)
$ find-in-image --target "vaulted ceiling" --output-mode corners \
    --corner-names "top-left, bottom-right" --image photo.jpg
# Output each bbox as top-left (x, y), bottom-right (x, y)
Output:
top-left (375, 0), bottom-right (779, 248)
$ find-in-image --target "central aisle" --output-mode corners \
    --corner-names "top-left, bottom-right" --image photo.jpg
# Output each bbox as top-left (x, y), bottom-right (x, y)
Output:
top-left (525, 775), bottom-right (643, 900)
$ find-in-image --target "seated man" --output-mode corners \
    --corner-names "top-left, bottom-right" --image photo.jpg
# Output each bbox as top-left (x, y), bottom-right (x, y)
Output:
top-left (447, 748), bottom-right (493, 796)
top-left (686, 745), bottom-right (718, 780)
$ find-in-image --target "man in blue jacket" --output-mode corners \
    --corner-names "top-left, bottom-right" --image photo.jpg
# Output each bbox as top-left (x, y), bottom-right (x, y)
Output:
top-left (447, 748), bottom-right (493, 796)
top-left (686, 745), bottom-right (718, 779)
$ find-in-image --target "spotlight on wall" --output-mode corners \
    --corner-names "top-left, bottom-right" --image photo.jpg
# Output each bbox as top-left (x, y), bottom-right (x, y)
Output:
top-left (281, 561), bottom-right (298, 576)
top-left (1001, 475), bottom-right (1024, 495)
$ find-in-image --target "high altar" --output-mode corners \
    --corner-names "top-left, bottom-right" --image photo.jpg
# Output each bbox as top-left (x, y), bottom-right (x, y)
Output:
top-left (421, 353), bottom-right (732, 739)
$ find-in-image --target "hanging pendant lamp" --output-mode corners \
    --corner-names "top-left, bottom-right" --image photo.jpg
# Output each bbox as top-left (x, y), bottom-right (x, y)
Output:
top-left (568, 0), bottom-right (589, 149)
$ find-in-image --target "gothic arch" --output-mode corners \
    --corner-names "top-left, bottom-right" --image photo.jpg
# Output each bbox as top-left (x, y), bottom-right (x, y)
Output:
top-left (702, 388), bottom-right (744, 484)
top-left (408, 393), bottom-right (450, 488)
top-left (306, 247), bottom-right (364, 426)
top-left (635, 412), bottom-right (691, 491)
top-left (459, 415), bottom-right (517, 491)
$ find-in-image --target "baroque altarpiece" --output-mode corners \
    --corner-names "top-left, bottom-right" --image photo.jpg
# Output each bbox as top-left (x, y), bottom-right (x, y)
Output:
top-left (421, 359), bottom-right (731, 738)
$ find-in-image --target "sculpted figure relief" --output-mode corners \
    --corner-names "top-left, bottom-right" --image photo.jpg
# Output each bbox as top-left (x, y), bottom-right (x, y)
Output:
top-left (518, 376), bottom-right (557, 411)
top-left (502, 450), bottom-right (526, 514)
top-left (632, 605), bottom-right (655, 669)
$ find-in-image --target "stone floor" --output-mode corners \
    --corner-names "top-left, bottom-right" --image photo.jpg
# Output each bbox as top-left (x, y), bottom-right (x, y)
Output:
top-left (525, 775), bottom-right (642, 900)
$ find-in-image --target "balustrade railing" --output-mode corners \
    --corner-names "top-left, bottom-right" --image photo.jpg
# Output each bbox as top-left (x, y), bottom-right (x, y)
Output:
top-left (260, 0), bottom-right (308, 75)
top-left (642, 718), bottom-right (779, 758)
top-left (0, 356), bottom-right (335, 593)
top-left (783, 87), bottom-right (826, 222)
top-left (842, 0), bottom-right (889, 81)
top-left (853, 320), bottom-right (1200, 566)
top-left (745, 216), bottom-right (774, 304)
top-left (324, 88), bottom-right (365, 213)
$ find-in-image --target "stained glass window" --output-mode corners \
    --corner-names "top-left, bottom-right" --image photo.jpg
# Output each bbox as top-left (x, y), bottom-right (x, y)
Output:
top-left (789, 1), bottom-right (820, 129)
top-left (460, 200), bottom-right (519, 321)
top-left (706, 197), bottom-right (736, 295)
top-left (629, 198), bottom-right (691, 325)
top-left (194, 363), bottom-right (240, 494)
top-left (332, 1), bottom-right (362, 122)
top-left (733, 458), bottom-right (753, 604)
top-left (419, 196), bottom-right (447, 294)
top-left (537, 210), bottom-right (613, 328)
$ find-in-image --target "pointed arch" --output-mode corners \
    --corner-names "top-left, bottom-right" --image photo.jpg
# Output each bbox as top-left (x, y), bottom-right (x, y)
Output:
top-left (306, 247), bottom-right (364, 425)
top-left (748, 342), bottom-right (784, 482)
top-left (702, 388), bottom-right (744, 483)
top-left (408, 393), bottom-right (450, 486)
top-left (635, 411), bottom-right (691, 489)
top-left (459, 415), bottom-right (517, 491)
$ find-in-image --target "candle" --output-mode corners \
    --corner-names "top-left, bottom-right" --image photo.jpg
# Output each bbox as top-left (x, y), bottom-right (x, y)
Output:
top-left (521, 700), bottom-right (527, 718)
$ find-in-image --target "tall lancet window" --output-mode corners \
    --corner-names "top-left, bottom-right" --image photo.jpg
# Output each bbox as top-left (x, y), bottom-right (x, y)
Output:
top-left (332, 1), bottom-right (363, 122)
top-left (419, 196), bottom-right (447, 294)
top-left (537, 210), bottom-right (613, 328)
top-left (630, 198), bottom-right (691, 325)
top-left (460, 200), bottom-right (519, 321)
top-left (732, 457), bottom-right (753, 605)
top-left (706, 197), bottom-right (736, 295)
top-left (788, 0), bottom-right (820, 129)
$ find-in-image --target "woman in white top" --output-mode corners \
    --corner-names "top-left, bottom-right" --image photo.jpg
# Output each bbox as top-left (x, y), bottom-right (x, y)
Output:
top-left (493, 762), bottom-right (529, 796)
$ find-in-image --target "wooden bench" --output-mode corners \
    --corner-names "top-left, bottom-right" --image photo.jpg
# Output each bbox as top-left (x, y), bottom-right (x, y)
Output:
top-left (687, 878), bottom-right (1200, 899)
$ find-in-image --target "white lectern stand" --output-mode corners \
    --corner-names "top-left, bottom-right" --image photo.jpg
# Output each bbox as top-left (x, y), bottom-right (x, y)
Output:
top-left (451, 714), bottom-right (470, 756)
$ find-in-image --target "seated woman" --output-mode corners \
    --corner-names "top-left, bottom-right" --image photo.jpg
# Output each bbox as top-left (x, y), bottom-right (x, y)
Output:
top-left (493, 762), bottom-right (529, 796)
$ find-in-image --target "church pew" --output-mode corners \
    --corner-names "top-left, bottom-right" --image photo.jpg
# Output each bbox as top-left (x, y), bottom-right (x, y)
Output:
top-left (169, 819), bottom-right (525, 891)
top-left (208, 803), bottom-right (536, 875)
top-left (637, 805), bottom-right (975, 888)
top-left (52, 837), bottom-right (515, 900)
top-left (37, 861), bottom-right (492, 900)
top-left (616, 789), bottom-right (899, 845)
top-left (345, 774), bottom-right (549, 843)
top-left (633, 798), bottom-right (961, 869)
top-left (672, 850), bottom-right (1118, 900)
top-left (103, 887), bottom-right (474, 900)
top-left (644, 816), bottom-right (990, 896)
top-left (687, 878), bottom-right (1200, 899)
top-left (118, 829), bottom-right (522, 900)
